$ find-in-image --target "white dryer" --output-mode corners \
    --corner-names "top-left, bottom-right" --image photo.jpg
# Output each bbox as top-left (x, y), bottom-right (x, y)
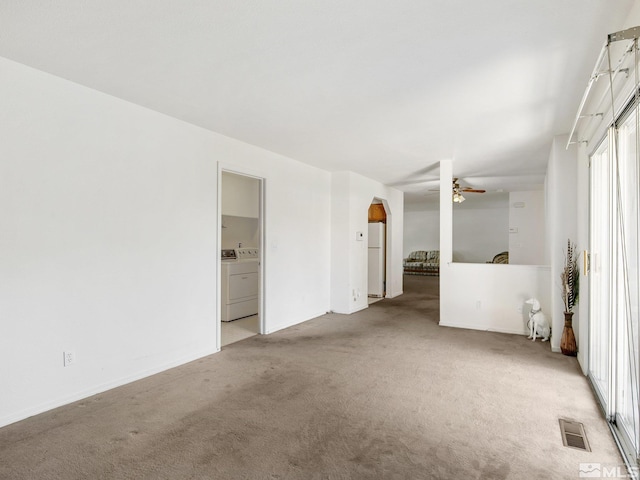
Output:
top-left (221, 248), bottom-right (259, 322)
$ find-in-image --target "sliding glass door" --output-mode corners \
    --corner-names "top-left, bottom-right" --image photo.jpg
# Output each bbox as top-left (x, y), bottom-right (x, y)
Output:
top-left (589, 109), bottom-right (640, 466)
top-left (589, 135), bottom-right (613, 415)
top-left (615, 110), bottom-right (640, 456)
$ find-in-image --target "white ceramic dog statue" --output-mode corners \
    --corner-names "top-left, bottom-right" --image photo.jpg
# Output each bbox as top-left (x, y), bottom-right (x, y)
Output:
top-left (525, 298), bottom-right (550, 342)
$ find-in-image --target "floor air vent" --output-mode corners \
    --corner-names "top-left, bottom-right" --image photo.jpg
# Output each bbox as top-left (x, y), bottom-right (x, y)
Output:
top-left (559, 419), bottom-right (591, 452)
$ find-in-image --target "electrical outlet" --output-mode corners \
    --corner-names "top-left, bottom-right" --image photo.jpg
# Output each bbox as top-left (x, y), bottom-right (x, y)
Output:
top-left (63, 350), bottom-right (76, 367)
top-left (475, 301), bottom-right (481, 309)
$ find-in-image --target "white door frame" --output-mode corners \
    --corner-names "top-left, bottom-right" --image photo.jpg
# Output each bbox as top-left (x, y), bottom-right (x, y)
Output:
top-left (216, 163), bottom-right (266, 351)
top-left (368, 197), bottom-right (391, 299)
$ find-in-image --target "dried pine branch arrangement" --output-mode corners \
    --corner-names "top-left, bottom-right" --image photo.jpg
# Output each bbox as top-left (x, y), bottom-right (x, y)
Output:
top-left (560, 239), bottom-right (580, 313)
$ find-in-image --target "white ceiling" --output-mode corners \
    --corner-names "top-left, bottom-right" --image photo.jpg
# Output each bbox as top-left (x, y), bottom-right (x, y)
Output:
top-left (1, 1), bottom-right (636, 202)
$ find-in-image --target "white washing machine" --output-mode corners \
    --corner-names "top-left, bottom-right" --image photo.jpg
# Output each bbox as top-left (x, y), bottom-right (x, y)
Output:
top-left (221, 248), bottom-right (259, 322)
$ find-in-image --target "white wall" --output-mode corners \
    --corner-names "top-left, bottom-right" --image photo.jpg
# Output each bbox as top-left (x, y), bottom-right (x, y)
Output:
top-left (403, 205), bottom-right (439, 257)
top-left (221, 215), bottom-right (259, 249)
top-left (405, 197), bottom-right (509, 263)
top-left (224, 157), bottom-right (332, 335)
top-left (0, 57), bottom-right (332, 427)
top-left (575, 144), bottom-right (590, 371)
top-left (545, 136), bottom-right (578, 353)
top-left (569, 2), bottom-right (640, 372)
top-left (440, 160), bottom-right (551, 335)
top-left (439, 160), bottom-right (454, 266)
top-left (330, 173), bottom-right (352, 313)
top-left (221, 171), bottom-right (259, 218)
top-left (508, 191), bottom-right (545, 265)
top-left (331, 172), bottom-right (404, 314)
top-left (452, 203), bottom-right (508, 263)
top-left (440, 264), bottom-right (551, 334)
top-left (221, 168), bottom-right (261, 250)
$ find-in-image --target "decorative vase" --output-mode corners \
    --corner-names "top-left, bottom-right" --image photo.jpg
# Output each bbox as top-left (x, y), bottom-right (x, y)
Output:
top-left (561, 311), bottom-right (577, 356)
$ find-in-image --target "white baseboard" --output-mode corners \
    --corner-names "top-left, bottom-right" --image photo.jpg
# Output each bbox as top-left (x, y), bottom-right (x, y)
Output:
top-left (0, 346), bottom-right (220, 429)
top-left (350, 304), bottom-right (368, 314)
top-left (439, 320), bottom-right (528, 336)
top-left (386, 290), bottom-right (403, 298)
top-left (264, 310), bottom-right (328, 334)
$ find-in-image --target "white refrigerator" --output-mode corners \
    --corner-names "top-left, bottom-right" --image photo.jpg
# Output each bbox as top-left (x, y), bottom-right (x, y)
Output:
top-left (367, 223), bottom-right (385, 297)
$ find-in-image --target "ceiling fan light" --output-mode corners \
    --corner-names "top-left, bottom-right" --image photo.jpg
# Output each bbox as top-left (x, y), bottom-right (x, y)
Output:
top-left (452, 192), bottom-right (465, 203)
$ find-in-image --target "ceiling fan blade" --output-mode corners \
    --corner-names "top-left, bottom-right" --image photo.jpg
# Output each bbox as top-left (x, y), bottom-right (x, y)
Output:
top-left (461, 188), bottom-right (486, 193)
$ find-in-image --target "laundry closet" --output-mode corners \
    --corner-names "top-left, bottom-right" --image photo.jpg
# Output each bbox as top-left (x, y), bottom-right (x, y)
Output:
top-left (220, 171), bottom-right (261, 345)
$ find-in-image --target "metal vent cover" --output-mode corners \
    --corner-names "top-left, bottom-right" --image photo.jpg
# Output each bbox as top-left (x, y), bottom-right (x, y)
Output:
top-left (559, 419), bottom-right (592, 452)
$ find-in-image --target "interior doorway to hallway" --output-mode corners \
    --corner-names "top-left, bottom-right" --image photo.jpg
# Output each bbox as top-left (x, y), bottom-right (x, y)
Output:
top-left (367, 199), bottom-right (387, 302)
top-left (219, 170), bottom-right (264, 348)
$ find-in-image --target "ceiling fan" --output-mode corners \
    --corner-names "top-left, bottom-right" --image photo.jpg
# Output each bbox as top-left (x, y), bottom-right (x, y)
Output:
top-left (452, 178), bottom-right (485, 203)
top-left (424, 177), bottom-right (487, 201)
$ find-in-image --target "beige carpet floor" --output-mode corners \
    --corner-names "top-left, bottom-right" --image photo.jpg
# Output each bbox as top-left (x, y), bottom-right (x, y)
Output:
top-left (0, 276), bottom-right (624, 479)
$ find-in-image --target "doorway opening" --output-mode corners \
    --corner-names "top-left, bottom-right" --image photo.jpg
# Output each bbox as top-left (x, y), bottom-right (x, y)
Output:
top-left (219, 169), bottom-right (264, 348)
top-left (367, 199), bottom-right (388, 303)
